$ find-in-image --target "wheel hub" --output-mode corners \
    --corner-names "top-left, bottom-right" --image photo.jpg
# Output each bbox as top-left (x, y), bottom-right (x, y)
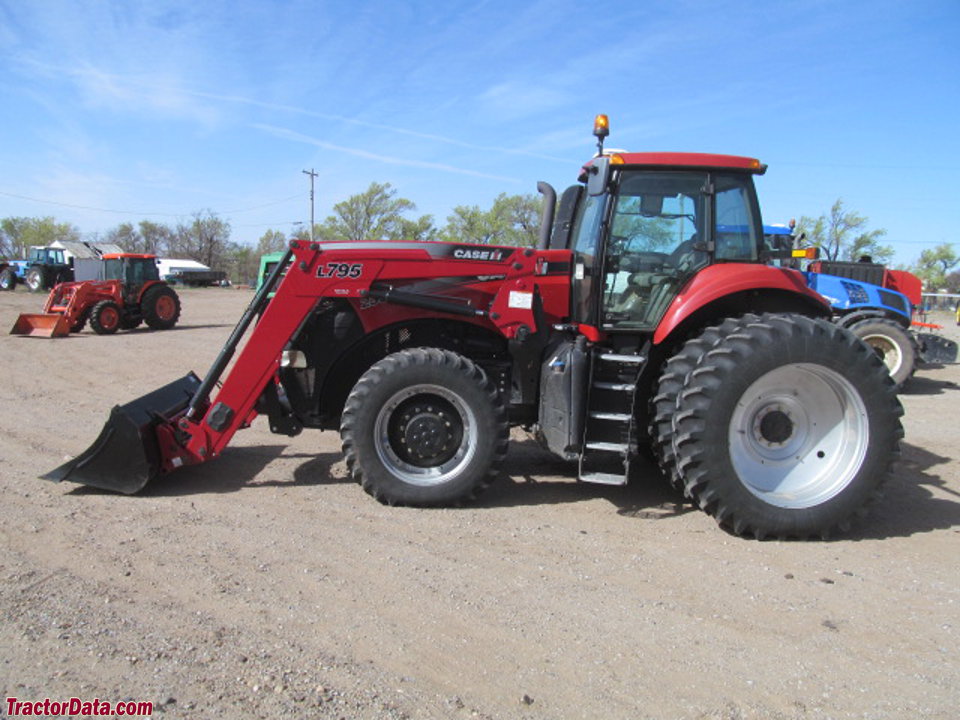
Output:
top-left (756, 407), bottom-right (794, 446)
top-left (862, 335), bottom-right (902, 374)
top-left (384, 393), bottom-right (466, 472)
top-left (401, 408), bottom-right (454, 462)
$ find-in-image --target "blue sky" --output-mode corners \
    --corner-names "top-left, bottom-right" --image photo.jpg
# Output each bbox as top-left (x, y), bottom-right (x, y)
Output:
top-left (1, 0), bottom-right (957, 266)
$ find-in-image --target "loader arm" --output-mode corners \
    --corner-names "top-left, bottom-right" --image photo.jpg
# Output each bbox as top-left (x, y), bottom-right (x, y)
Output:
top-left (170, 241), bottom-right (564, 469)
top-left (47, 239), bottom-right (571, 493)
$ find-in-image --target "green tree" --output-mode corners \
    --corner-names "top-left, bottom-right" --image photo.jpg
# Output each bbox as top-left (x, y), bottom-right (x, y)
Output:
top-left (102, 222), bottom-right (140, 252)
top-left (441, 193), bottom-right (542, 247)
top-left (223, 242), bottom-right (258, 286)
top-left (397, 215), bottom-right (440, 242)
top-left (796, 199), bottom-right (891, 262)
top-left (256, 229), bottom-right (288, 255)
top-left (318, 182), bottom-right (433, 241)
top-left (102, 220), bottom-right (175, 255)
top-left (169, 211), bottom-right (231, 269)
top-left (138, 220), bottom-right (174, 255)
top-left (944, 270), bottom-right (960, 294)
top-left (911, 243), bottom-right (958, 291)
top-left (0, 216), bottom-right (81, 257)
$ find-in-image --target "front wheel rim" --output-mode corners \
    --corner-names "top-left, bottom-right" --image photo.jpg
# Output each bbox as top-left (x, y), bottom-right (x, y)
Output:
top-left (860, 333), bottom-right (903, 375)
top-left (101, 308), bottom-right (119, 329)
top-left (155, 295), bottom-right (176, 321)
top-left (728, 363), bottom-right (869, 509)
top-left (374, 383), bottom-right (477, 486)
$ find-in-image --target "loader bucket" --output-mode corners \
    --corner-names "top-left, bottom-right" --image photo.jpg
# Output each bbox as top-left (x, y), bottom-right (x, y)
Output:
top-left (10, 313), bottom-right (71, 337)
top-left (916, 332), bottom-right (959, 365)
top-left (43, 373), bottom-right (202, 494)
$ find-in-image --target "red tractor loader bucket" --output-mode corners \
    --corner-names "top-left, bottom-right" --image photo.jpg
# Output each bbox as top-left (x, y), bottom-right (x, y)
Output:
top-left (10, 312), bottom-right (71, 337)
top-left (42, 373), bottom-right (202, 493)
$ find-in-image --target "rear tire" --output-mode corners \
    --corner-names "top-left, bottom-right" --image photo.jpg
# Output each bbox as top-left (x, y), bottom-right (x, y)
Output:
top-left (90, 300), bottom-right (121, 335)
top-left (848, 318), bottom-right (916, 389)
top-left (0, 268), bottom-right (16, 290)
top-left (650, 317), bottom-right (741, 496)
top-left (671, 314), bottom-right (903, 539)
top-left (341, 348), bottom-right (508, 506)
top-left (142, 285), bottom-right (181, 330)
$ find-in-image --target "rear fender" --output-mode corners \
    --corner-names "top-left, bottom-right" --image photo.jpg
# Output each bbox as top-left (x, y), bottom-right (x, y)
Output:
top-left (653, 264), bottom-right (829, 345)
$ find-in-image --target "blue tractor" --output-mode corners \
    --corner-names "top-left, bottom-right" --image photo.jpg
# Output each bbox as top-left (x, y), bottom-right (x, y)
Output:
top-left (0, 246), bottom-right (74, 292)
top-left (764, 225), bottom-right (947, 388)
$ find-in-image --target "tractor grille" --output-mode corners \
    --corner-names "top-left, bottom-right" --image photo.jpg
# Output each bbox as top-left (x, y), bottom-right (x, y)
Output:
top-left (878, 289), bottom-right (909, 315)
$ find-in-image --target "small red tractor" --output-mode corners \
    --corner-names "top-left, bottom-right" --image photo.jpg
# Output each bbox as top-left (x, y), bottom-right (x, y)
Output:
top-left (45, 117), bottom-right (903, 539)
top-left (10, 253), bottom-right (181, 337)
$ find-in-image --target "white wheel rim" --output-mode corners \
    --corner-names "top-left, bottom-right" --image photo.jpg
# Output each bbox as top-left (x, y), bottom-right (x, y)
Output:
top-left (729, 363), bottom-right (869, 508)
top-left (374, 383), bottom-right (477, 487)
top-left (859, 332), bottom-right (903, 375)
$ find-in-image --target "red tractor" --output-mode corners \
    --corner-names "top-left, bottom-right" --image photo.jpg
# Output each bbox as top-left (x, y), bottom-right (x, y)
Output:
top-left (46, 117), bottom-right (902, 539)
top-left (11, 253), bottom-right (181, 337)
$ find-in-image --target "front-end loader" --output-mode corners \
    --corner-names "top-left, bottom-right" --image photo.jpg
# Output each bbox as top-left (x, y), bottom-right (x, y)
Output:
top-left (10, 253), bottom-right (181, 337)
top-left (44, 117), bottom-right (903, 539)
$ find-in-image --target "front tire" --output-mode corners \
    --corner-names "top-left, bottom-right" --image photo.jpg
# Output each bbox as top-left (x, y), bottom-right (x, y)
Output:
top-left (848, 318), bottom-right (916, 389)
top-left (341, 348), bottom-right (509, 506)
top-left (25, 267), bottom-right (44, 292)
top-left (90, 300), bottom-right (121, 335)
top-left (671, 314), bottom-right (903, 539)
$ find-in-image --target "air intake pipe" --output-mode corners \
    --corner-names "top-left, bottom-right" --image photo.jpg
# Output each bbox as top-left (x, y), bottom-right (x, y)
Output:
top-left (536, 181), bottom-right (557, 250)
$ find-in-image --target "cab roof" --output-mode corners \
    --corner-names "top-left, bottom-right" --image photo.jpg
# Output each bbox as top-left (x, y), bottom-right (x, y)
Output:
top-left (591, 151), bottom-right (767, 174)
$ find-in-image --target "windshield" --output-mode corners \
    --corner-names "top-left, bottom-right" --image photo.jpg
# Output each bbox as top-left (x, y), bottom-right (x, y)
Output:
top-left (601, 170), bottom-right (760, 329)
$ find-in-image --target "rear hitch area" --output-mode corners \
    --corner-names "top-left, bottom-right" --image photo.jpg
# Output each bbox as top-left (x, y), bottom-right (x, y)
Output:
top-left (43, 373), bottom-right (203, 493)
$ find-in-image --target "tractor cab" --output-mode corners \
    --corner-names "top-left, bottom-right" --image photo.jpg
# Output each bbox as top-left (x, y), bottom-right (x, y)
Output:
top-left (101, 253), bottom-right (161, 301)
top-left (29, 247), bottom-right (68, 266)
top-left (557, 149), bottom-right (765, 332)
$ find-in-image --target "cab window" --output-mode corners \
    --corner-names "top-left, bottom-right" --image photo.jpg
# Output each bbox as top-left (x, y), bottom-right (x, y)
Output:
top-left (601, 171), bottom-right (707, 329)
top-left (569, 193), bottom-right (606, 324)
top-left (715, 175), bottom-right (759, 261)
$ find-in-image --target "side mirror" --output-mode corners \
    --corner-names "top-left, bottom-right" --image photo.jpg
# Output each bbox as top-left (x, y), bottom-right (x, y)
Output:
top-left (587, 156), bottom-right (611, 196)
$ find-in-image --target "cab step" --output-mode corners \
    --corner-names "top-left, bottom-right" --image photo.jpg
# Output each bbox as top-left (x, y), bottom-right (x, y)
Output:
top-left (579, 472), bottom-right (628, 486)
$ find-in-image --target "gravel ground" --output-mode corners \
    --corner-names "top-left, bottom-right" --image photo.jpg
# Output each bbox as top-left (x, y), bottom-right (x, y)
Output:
top-left (1, 288), bottom-right (958, 720)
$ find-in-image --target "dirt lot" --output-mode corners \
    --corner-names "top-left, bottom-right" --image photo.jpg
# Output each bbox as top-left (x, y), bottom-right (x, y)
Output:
top-left (1, 288), bottom-right (958, 720)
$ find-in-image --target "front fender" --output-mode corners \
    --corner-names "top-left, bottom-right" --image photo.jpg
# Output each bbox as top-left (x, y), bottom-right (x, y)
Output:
top-left (653, 264), bottom-right (829, 344)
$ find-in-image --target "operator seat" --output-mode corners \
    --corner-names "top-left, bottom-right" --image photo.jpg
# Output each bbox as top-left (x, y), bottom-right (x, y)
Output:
top-left (668, 235), bottom-right (706, 273)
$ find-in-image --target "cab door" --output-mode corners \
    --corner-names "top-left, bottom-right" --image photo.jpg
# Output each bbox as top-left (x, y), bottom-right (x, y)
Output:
top-left (568, 190), bottom-right (607, 326)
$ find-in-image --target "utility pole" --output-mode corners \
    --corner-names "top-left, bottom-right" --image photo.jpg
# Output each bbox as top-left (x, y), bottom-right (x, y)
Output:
top-left (302, 168), bottom-right (318, 241)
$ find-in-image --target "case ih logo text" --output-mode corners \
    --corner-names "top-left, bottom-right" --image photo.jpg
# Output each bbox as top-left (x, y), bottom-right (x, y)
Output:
top-left (452, 248), bottom-right (505, 261)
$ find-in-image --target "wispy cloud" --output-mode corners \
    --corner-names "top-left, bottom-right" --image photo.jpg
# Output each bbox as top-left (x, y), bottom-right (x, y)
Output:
top-left (14, 56), bottom-right (571, 163)
top-left (253, 124), bottom-right (521, 184)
